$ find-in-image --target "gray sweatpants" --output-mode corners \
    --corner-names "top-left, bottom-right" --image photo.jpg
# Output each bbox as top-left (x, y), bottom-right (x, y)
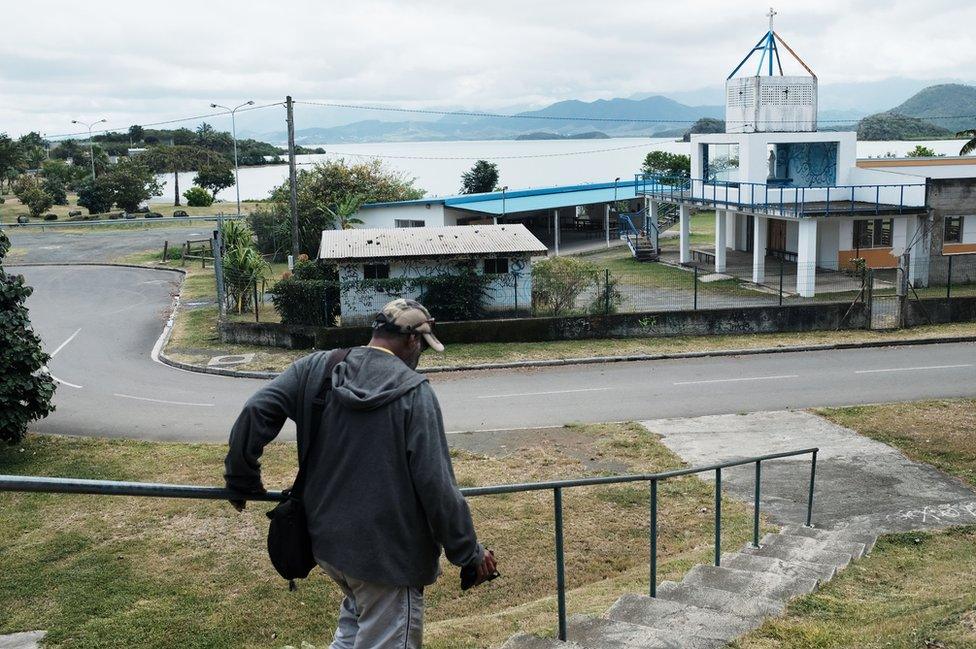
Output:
top-left (320, 560), bottom-right (424, 649)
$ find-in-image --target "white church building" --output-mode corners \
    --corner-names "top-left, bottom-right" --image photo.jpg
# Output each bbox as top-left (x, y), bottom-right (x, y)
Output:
top-left (638, 13), bottom-right (929, 297)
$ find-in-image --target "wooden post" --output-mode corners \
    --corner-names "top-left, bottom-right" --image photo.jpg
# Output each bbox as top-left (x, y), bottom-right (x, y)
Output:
top-left (286, 96), bottom-right (300, 259)
top-left (162, 240), bottom-right (168, 263)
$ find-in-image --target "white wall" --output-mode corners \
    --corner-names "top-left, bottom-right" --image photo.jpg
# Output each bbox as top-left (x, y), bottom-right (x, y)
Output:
top-left (337, 255), bottom-right (534, 325)
top-left (356, 203), bottom-right (446, 229)
top-left (817, 219), bottom-right (840, 269)
top-left (963, 216), bottom-right (976, 244)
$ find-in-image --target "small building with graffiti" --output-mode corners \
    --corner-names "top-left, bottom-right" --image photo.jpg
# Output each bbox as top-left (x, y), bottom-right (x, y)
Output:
top-left (318, 224), bottom-right (548, 325)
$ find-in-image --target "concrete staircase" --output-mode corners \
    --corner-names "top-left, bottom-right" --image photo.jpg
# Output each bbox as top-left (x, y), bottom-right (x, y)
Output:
top-left (500, 525), bottom-right (877, 649)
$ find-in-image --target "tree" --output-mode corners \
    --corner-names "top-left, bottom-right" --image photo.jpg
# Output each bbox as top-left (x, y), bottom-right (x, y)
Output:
top-left (76, 176), bottom-right (115, 214)
top-left (0, 134), bottom-right (24, 192)
top-left (0, 227), bottom-right (56, 444)
top-left (642, 151), bottom-right (691, 179)
top-left (129, 125), bottom-right (145, 143)
top-left (183, 186), bottom-right (213, 207)
top-left (906, 145), bottom-right (939, 158)
top-left (41, 159), bottom-right (75, 201)
top-left (957, 129), bottom-right (976, 156)
top-left (266, 159), bottom-right (424, 257)
top-left (460, 160), bottom-right (499, 194)
top-left (194, 159), bottom-right (235, 200)
top-left (531, 256), bottom-right (601, 316)
top-left (105, 158), bottom-right (162, 211)
top-left (316, 194), bottom-right (364, 230)
top-left (141, 145), bottom-right (219, 206)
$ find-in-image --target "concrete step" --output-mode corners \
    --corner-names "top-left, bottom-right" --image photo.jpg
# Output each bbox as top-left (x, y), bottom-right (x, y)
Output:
top-left (655, 580), bottom-right (784, 618)
top-left (682, 564), bottom-right (818, 602)
top-left (567, 615), bottom-right (721, 649)
top-left (499, 633), bottom-right (586, 649)
top-left (760, 531), bottom-right (867, 559)
top-left (742, 540), bottom-right (853, 569)
top-left (606, 593), bottom-right (761, 640)
top-left (721, 551), bottom-right (837, 584)
top-left (782, 525), bottom-right (878, 554)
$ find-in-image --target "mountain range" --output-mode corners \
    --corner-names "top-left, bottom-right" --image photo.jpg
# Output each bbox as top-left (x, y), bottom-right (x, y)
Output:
top-left (247, 79), bottom-right (976, 145)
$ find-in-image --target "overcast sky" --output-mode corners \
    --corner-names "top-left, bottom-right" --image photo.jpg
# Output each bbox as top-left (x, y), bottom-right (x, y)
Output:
top-left (2, 0), bottom-right (974, 138)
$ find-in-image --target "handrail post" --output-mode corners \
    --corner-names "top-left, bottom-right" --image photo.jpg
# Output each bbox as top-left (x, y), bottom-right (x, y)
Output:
top-left (553, 487), bottom-right (567, 641)
top-left (753, 461), bottom-right (761, 548)
top-left (714, 468), bottom-right (722, 566)
top-left (805, 450), bottom-right (817, 527)
top-left (649, 478), bottom-right (658, 597)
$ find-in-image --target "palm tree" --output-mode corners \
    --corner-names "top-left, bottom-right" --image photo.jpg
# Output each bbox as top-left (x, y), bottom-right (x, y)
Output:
top-left (957, 130), bottom-right (976, 155)
top-left (316, 194), bottom-right (364, 230)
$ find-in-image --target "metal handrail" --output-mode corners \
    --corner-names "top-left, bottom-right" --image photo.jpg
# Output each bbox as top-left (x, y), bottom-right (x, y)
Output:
top-left (635, 172), bottom-right (923, 218)
top-left (0, 446), bottom-right (819, 642)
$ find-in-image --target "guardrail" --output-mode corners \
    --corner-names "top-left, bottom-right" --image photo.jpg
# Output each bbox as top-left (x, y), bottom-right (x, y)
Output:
top-left (636, 173), bottom-right (925, 218)
top-left (0, 446), bottom-right (818, 642)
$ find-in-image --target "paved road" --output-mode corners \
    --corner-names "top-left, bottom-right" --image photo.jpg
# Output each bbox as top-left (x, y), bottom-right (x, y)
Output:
top-left (13, 264), bottom-right (976, 442)
top-left (6, 224), bottom-right (217, 264)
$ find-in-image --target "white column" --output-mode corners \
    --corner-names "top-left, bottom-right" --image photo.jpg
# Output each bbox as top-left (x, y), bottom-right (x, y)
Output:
top-left (679, 204), bottom-right (691, 264)
top-left (907, 215), bottom-right (929, 287)
top-left (605, 204), bottom-right (611, 248)
top-left (554, 209), bottom-right (560, 256)
top-left (715, 210), bottom-right (727, 273)
top-left (796, 218), bottom-right (818, 297)
top-left (648, 200), bottom-right (659, 234)
top-left (752, 215), bottom-right (768, 284)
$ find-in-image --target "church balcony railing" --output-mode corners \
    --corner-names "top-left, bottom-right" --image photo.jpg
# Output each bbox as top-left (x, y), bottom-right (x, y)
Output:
top-left (635, 174), bottom-right (926, 218)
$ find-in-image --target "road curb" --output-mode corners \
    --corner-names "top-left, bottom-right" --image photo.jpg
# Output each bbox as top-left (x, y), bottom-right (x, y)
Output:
top-left (7, 261), bottom-right (188, 274)
top-left (160, 333), bottom-right (976, 380)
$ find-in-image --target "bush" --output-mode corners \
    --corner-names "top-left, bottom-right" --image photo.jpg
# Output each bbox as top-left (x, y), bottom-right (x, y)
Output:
top-left (532, 256), bottom-right (601, 316)
top-left (43, 213), bottom-right (57, 221)
top-left (21, 186), bottom-right (53, 218)
top-left (416, 268), bottom-right (491, 321)
top-left (269, 277), bottom-right (335, 326)
top-left (76, 177), bottom-right (115, 214)
top-left (0, 228), bottom-right (56, 444)
top-left (42, 177), bottom-right (68, 205)
top-left (183, 186), bottom-right (213, 207)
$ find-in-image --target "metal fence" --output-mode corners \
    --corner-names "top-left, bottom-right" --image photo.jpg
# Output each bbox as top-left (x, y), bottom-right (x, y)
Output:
top-left (0, 446), bottom-right (818, 642)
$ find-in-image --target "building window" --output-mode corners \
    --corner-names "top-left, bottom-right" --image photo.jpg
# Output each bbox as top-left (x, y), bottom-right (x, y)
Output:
top-left (944, 216), bottom-right (964, 244)
top-left (363, 263), bottom-right (390, 280)
top-left (395, 219), bottom-right (424, 228)
top-left (483, 257), bottom-right (509, 275)
top-left (853, 219), bottom-right (893, 249)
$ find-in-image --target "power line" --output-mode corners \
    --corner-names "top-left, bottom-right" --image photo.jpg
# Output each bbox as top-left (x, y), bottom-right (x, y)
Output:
top-left (295, 99), bottom-right (976, 126)
top-left (296, 141), bottom-right (662, 162)
top-left (43, 102), bottom-right (285, 141)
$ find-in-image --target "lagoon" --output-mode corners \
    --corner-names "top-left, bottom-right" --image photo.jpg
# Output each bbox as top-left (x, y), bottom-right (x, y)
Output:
top-left (155, 137), bottom-right (973, 207)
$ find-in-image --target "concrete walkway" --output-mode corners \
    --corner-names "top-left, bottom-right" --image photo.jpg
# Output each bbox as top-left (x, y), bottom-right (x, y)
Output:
top-left (0, 631), bottom-right (45, 649)
top-left (641, 409), bottom-right (976, 534)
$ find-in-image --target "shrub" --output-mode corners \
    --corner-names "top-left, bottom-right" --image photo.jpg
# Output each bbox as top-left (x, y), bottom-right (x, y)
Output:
top-left (76, 176), bottom-right (115, 214)
top-left (532, 256), bottom-right (601, 316)
top-left (43, 213), bottom-right (57, 221)
top-left (21, 186), bottom-right (54, 218)
top-left (269, 277), bottom-right (335, 326)
top-left (416, 268), bottom-right (491, 321)
top-left (219, 221), bottom-right (268, 314)
top-left (42, 176), bottom-right (68, 205)
top-left (0, 227), bottom-right (56, 444)
top-left (183, 186), bottom-right (213, 207)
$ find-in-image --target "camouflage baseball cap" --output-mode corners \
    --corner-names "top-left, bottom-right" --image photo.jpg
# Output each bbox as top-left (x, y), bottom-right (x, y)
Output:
top-left (374, 299), bottom-right (445, 352)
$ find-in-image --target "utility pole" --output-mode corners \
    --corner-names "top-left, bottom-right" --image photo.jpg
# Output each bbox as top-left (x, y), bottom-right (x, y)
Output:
top-left (286, 96), bottom-right (300, 263)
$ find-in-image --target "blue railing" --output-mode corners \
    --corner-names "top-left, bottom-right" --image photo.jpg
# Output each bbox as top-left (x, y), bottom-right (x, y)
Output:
top-left (635, 173), bottom-right (925, 218)
top-left (1, 446), bottom-right (818, 642)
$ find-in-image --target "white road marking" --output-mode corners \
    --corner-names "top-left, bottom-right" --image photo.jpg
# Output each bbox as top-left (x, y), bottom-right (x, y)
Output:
top-left (854, 364), bottom-right (973, 375)
top-left (51, 375), bottom-right (83, 389)
top-left (113, 393), bottom-right (214, 407)
top-left (476, 387), bottom-right (612, 400)
top-left (673, 374), bottom-right (799, 386)
top-left (50, 328), bottom-right (81, 357)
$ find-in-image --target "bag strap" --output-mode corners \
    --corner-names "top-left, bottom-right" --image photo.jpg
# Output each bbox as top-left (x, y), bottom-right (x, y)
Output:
top-left (291, 348), bottom-right (351, 499)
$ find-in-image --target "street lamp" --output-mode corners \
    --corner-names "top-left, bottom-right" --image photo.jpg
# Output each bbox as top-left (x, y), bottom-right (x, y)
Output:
top-left (210, 100), bottom-right (254, 215)
top-left (71, 118), bottom-right (107, 180)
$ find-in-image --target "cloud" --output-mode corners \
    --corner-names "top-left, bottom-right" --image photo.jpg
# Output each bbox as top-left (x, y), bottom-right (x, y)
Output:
top-left (2, 0), bottom-right (974, 137)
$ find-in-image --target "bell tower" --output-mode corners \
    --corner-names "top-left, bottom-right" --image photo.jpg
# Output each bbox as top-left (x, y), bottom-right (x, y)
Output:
top-left (725, 8), bottom-right (818, 134)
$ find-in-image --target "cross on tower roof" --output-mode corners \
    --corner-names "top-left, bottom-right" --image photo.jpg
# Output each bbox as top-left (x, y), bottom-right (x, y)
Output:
top-left (767, 6), bottom-right (777, 31)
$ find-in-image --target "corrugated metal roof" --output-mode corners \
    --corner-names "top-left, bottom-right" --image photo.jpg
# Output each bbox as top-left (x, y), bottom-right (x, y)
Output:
top-left (318, 224), bottom-right (549, 261)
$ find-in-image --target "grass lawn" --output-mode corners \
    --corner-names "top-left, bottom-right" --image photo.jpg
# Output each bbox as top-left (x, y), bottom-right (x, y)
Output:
top-left (735, 399), bottom-right (976, 648)
top-left (0, 423), bottom-right (763, 648)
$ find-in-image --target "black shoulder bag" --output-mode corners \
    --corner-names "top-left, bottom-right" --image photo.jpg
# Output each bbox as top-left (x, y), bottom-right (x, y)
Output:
top-left (266, 348), bottom-right (350, 590)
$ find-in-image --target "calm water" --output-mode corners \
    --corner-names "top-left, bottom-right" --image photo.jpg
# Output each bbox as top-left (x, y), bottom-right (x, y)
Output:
top-left (155, 137), bottom-right (973, 206)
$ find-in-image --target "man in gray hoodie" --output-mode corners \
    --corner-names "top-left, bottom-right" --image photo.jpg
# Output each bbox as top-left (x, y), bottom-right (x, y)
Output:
top-left (224, 299), bottom-right (496, 649)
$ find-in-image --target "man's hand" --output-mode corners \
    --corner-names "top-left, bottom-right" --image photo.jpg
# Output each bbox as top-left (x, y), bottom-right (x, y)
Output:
top-left (477, 549), bottom-right (497, 581)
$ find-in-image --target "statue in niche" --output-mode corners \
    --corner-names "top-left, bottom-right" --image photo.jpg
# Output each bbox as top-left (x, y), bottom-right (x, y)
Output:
top-left (767, 149), bottom-right (777, 180)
